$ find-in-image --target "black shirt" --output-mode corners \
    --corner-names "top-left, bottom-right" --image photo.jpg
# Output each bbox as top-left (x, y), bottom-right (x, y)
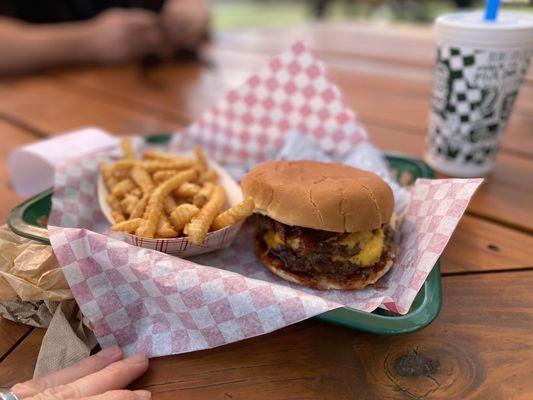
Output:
top-left (0, 0), bottom-right (165, 23)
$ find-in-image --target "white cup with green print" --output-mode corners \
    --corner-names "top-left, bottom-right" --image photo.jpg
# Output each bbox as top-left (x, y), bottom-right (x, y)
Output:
top-left (425, 11), bottom-right (533, 177)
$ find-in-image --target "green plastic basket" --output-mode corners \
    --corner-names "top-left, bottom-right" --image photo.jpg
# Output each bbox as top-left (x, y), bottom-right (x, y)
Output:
top-left (8, 135), bottom-right (441, 335)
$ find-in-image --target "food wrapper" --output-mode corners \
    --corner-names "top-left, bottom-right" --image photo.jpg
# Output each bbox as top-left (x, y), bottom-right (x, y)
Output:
top-left (0, 225), bottom-right (71, 302)
top-left (45, 42), bottom-right (482, 357)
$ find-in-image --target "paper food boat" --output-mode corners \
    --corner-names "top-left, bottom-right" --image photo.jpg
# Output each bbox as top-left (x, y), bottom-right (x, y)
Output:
top-left (98, 151), bottom-right (244, 257)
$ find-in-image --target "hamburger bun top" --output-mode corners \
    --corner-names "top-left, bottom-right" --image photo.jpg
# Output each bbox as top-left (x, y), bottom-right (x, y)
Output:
top-left (241, 160), bottom-right (394, 232)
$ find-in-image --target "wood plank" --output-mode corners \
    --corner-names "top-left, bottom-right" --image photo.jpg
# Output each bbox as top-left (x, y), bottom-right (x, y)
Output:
top-left (216, 23), bottom-right (439, 69)
top-left (0, 318), bottom-right (32, 361)
top-left (443, 215), bottom-right (533, 274)
top-left (138, 271), bottom-right (533, 398)
top-left (0, 75), bottom-right (182, 136)
top-left (0, 328), bottom-right (44, 386)
top-left (49, 64), bottom-right (533, 233)
top-left (364, 122), bottom-right (533, 234)
top-left (2, 271), bottom-right (532, 398)
top-left (50, 48), bottom-right (533, 160)
top-left (215, 22), bottom-right (533, 83)
top-left (209, 48), bottom-right (533, 156)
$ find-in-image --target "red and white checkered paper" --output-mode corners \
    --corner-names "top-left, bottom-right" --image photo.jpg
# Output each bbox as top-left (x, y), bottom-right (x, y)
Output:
top-left (47, 42), bottom-right (483, 357)
top-left (169, 42), bottom-right (367, 165)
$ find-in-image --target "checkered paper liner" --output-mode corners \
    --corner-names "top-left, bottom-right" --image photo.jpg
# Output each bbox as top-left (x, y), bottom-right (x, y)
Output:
top-left (46, 42), bottom-right (483, 357)
top-left (48, 178), bottom-right (481, 356)
top-left (169, 42), bottom-right (367, 167)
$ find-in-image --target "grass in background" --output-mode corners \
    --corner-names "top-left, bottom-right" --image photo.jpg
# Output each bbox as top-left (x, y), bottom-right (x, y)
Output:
top-left (212, 0), bottom-right (531, 31)
top-left (212, 1), bottom-right (309, 30)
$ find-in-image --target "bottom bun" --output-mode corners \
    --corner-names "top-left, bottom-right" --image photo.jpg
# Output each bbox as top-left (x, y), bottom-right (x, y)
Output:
top-left (255, 237), bottom-right (396, 290)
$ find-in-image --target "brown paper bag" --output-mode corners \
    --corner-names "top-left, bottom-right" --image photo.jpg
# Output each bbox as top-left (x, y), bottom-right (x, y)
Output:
top-left (0, 225), bottom-right (97, 377)
top-left (0, 225), bottom-right (72, 301)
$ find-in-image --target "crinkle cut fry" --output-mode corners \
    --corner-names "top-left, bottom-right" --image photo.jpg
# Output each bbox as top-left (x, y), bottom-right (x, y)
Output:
top-left (194, 145), bottom-right (208, 172)
top-left (139, 159), bottom-right (194, 173)
top-left (193, 182), bottom-right (214, 207)
top-left (188, 186), bottom-right (226, 244)
top-left (111, 178), bottom-right (136, 198)
top-left (174, 182), bottom-right (201, 198)
top-left (157, 214), bottom-right (178, 238)
top-left (130, 192), bottom-right (150, 219)
top-left (143, 150), bottom-right (192, 163)
top-left (169, 204), bottom-right (200, 231)
top-left (100, 162), bottom-right (118, 191)
top-left (137, 169), bottom-right (197, 238)
top-left (131, 166), bottom-right (155, 193)
top-left (212, 198), bottom-right (255, 230)
top-left (112, 218), bottom-right (143, 233)
top-left (153, 170), bottom-right (177, 183)
top-left (120, 138), bottom-right (135, 159)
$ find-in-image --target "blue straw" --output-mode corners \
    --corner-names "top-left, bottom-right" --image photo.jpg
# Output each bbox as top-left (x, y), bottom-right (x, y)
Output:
top-left (484, 0), bottom-right (501, 21)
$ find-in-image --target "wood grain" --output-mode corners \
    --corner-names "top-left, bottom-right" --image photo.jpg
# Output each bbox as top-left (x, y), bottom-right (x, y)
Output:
top-left (215, 22), bottom-right (533, 82)
top-left (0, 328), bottom-right (44, 386)
top-left (55, 52), bottom-right (533, 156)
top-left (2, 271), bottom-right (533, 398)
top-left (49, 63), bottom-right (533, 233)
top-left (0, 318), bottom-right (32, 361)
top-left (209, 47), bottom-right (533, 156)
top-left (0, 23), bottom-right (532, 397)
top-left (0, 75), bottom-right (182, 136)
top-left (367, 123), bottom-right (533, 234)
top-left (140, 272), bottom-right (533, 398)
top-left (442, 215), bottom-right (533, 274)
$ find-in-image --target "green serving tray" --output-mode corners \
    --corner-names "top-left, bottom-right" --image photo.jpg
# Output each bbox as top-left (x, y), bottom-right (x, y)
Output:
top-left (8, 134), bottom-right (441, 335)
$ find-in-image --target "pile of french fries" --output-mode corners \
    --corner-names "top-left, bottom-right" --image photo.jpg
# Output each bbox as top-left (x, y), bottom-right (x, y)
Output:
top-left (100, 139), bottom-right (254, 245)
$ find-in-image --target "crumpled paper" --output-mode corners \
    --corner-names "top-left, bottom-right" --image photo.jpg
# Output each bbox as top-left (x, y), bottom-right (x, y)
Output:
top-left (0, 298), bottom-right (59, 328)
top-left (34, 300), bottom-right (97, 378)
top-left (0, 225), bottom-right (71, 302)
top-left (43, 42), bottom-right (482, 357)
top-left (0, 225), bottom-right (94, 376)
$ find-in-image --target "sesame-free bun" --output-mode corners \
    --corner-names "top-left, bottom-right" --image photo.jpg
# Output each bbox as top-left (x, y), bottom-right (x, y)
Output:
top-left (241, 160), bottom-right (394, 232)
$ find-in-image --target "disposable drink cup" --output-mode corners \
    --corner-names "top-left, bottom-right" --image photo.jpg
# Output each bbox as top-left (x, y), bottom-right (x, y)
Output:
top-left (425, 11), bottom-right (533, 177)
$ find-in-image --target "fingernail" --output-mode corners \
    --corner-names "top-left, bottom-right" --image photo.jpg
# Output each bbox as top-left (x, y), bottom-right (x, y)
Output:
top-left (134, 390), bottom-right (152, 399)
top-left (96, 345), bottom-right (122, 360)
top-left (124, 352), bottom-right (148, 364)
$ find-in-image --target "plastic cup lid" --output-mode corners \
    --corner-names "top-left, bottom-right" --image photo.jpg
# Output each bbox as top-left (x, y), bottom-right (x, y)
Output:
top-left (436, 11), bottom-right (533, 49)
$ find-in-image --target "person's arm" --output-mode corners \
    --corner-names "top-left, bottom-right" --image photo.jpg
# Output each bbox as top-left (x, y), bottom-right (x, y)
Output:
top-left (161, 0), bottom-right (210, 50)
top-left (0, 17), bottom-right (95, 74)
top-left (0, 8), bottom-right (170, 75)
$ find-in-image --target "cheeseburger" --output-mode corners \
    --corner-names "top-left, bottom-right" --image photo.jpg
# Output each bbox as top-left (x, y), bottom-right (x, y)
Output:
top-left (241, 160), bottom-right (396, 290)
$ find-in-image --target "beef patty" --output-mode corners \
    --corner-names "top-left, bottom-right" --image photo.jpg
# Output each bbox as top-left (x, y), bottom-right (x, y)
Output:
top-left (255, 214), bottom-right (395, 279)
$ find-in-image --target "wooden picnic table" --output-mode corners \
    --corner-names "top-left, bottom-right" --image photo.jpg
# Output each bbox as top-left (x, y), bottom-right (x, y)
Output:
top-left (1, 22), bottom-right (532, 399)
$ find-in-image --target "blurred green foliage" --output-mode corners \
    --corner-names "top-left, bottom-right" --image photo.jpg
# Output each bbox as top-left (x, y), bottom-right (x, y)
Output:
top-left (212, 0), bottom-right (531, 30)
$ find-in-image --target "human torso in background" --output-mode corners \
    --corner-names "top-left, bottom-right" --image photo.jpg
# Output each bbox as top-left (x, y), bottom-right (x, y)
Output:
top-left (0, 0), bottom-right (165, 22)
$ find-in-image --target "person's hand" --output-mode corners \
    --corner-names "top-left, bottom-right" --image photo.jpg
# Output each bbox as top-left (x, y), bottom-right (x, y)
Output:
top-left (161, 0), bottom-right (210, 50)
top-left (10, 346), bottom-right (150, 400)
top-left (86, 8), bottom-right (171, 63)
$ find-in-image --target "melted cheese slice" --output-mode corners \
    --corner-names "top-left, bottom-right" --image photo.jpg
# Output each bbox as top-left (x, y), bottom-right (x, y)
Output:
top-left (334, 229), bottom-right (385, 268)
top-left (264, 228), bottom-right (385, 268)
top-left (263, 231), bottom-right (300, 250)
top-left (264, 231), bottom-right (284, 248)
